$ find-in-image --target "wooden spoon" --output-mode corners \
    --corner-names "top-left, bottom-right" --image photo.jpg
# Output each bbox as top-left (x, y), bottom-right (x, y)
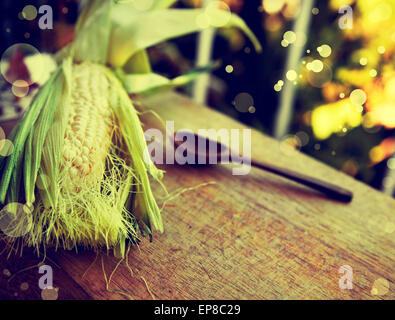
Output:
top-left (173, 131), bottom-right (353, 203)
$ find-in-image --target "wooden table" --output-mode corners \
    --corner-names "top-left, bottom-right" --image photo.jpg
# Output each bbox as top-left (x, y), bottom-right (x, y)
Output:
top-left (0, 92), bottom-right (394, 300)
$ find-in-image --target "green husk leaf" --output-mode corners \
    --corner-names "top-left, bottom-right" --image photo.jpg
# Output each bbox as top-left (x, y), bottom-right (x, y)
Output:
top-left (0, 66), bottom-right (63, 204)
top-left (23, 58), bottom-right (71, 206)
top-left (118, 0), bottom-right (179, 73)
top-left (36, 58), bottom-right (71, 208)
top-left (123, 50), bottom-right (152, 74)
top-left (109, 8), bottom-right (262, 67)
top-left (105, 68), bottom-right (164, 232)
top-left (116, 0), bottom-right (178, 10)
top-left (150, 0), bottom-right (178, 10)
top-left (116, 63), bottom-right (214, 94)
top-left (71, 0), bottom-right (113, 64)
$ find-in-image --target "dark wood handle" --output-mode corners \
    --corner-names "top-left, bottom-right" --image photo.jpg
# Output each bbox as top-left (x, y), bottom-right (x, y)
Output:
top-left (251, 160), bottom-right (353, 203)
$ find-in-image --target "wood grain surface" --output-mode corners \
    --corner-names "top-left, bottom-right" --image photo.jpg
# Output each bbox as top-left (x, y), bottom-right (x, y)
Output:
top-left (0, 92), bottom-right (394, 300)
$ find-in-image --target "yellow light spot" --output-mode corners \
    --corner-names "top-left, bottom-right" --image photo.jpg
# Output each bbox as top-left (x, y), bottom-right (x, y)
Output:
top-left (262, 0), bottom-right (286, 14)
top-left (284, 31), bottom-right (296, 44)
top-left (248, 106), bottom-right (256, 113)
top-left (12, 80), bottom-right (29, 98)
top-left (369, 69), bottom-right (377, 77)
top-left (312, 8), bottom-right (319, 15)
top-left (274, 84), bottom-right (282, 92)
top-left (22, 5), bottom-right (37, 20)
top-left (281, 39), bottom-right (289, 47)
top-left (350, 89), bottom-right (367, 105)
top-left (371, 278), bottom-right (389, 296)
top-left (311, 99), bottom-right (363, 140)
top-left (278, 80), bottom-right (284, 86)
top-left (355, 105), bottom-right (364, 113)
top-left (0, 139), bottom-right (14, 157)
top-left (359, 57), bottom-right (368, 66)
top-left (286, 70), bottom-right (297, 81)
top-left (339, 93), bottom-right (345, 99)
top-left (306, 49), bottom-right (311, 54)
top-left (310, 60), bottom-right (324, 73)
top-left (377, 46), bottom-right (386, 54)
top-left (317, 44), bottom-right (332, 58)
top-left (225, 65), bottom-right (233, 73)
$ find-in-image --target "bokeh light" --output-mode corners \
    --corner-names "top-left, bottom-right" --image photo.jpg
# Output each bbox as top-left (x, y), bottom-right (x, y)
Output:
top-left (0, 43), bottom-right (42, 86)
top-left (11, 79), bottom-right (29, 97)
top-left (22, 5), bottom-right (37, 20)
top-left (41, 287), bottom-right (59, 300)
top-left (317, 45), bottom-right (332, 58)
top-left (0, 139), bottom-right (14, 157)
top-left (286, 69), bottom-right (297, 81)
top-left (233, 92), bottom-right (254, 113)
top-left (371, 278), bottom-right (390, 296)
top-left (0, 203), bottom-right (33, 238)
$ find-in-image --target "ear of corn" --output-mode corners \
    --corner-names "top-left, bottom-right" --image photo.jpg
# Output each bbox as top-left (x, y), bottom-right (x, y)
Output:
top-left (0, 0), bottom-right (260, 256)
top-left (1, 60), bottom-right (160, 253)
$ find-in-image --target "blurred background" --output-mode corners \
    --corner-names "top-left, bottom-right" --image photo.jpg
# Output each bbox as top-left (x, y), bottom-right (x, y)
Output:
top-left (0, 0), bottom-right (394, 197)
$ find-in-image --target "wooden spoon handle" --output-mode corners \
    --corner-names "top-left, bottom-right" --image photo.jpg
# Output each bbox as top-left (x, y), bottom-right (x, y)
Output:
top-left (251, 160), bottom-right (353, 203)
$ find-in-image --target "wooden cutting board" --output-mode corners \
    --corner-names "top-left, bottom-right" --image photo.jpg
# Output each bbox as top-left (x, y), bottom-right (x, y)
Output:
top-left (0, 92), bottom-right (394, 300)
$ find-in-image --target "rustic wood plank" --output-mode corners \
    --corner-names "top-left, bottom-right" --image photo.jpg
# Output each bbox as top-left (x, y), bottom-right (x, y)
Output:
top-left (0, 243), bottom-right (92, 300)
top-left (49, 92), bottom-right (394, 300)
